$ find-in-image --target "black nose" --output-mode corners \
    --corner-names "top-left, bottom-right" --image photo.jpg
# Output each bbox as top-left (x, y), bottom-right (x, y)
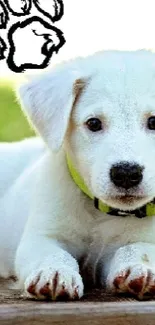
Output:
top-left (110, 162), bottom-right (143, 189)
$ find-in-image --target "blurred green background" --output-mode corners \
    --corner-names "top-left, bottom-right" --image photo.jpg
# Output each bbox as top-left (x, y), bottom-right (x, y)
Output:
top-left (0, 80), bottom-right (35, 142)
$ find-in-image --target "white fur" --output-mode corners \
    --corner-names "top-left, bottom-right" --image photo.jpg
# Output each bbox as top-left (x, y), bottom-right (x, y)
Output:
top-left (1, 50), bottom-right (155, 299)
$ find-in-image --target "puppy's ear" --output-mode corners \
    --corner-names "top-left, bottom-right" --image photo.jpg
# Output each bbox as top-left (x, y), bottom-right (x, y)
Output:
top-left (17, 65), bottom-right (86, 152)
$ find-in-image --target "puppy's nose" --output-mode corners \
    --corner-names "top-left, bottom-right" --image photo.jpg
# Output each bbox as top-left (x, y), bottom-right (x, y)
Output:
top-left (110, 162), bottom-right (143, 189)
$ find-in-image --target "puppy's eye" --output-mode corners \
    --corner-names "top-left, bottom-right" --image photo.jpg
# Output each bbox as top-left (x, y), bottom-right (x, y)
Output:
top-left (147, 116), bottom-right (155, 130)
top-left (86, 118), bottom-right (102, 132)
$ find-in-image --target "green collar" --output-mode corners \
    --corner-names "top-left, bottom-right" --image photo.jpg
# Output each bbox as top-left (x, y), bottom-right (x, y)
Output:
top-left (66, 155), bottom-right (155, 218)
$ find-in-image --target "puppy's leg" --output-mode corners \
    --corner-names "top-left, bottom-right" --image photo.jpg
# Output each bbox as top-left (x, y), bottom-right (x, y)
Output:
top-left (15, 235), bottom-right (84, 300)
top-left (14, 151), bottom-right (91, 301)
top-left (106, 243), bottom-right (155, 299)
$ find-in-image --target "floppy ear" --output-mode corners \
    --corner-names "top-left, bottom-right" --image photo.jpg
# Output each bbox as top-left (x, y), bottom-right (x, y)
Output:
top-left (17, 64), bottom-right (86, 152)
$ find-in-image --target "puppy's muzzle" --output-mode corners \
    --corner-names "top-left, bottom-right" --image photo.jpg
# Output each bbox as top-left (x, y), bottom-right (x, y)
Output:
top-left (110, 162), bottom-right (144, 189)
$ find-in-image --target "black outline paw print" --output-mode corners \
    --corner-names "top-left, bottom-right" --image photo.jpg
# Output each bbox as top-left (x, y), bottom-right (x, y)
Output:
top-left (0, 35), bottom-right (7, 59)
top-left (4, 0), bottom-right (32, 17)
top-left (0, 0), bottom-right (65, 72)
top-left (33, 0), bottom-right (63, 22)
top-left (0, 0), bottom-right (9, 29)
top-left (7, 16), bottom-right (65, 73)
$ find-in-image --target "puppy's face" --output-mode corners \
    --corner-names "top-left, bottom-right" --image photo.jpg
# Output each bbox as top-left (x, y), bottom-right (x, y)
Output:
top-left (66, 52), bottom-right (155, 211)
top-left (19, 50), bottom-right (155, 211)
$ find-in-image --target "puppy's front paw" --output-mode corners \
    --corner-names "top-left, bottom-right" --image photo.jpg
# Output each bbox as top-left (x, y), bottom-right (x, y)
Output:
top-left (107, 264), bottom-right (155, 299)
top-left (24, 266), bottom-right (84, 301)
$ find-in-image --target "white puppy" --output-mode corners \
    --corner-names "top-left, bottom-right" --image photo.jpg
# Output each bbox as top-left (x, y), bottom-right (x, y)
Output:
top-left (1, 50), bottom-right (155, 300)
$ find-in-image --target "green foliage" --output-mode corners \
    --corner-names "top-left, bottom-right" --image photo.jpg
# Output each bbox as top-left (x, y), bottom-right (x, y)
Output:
top-left (0, 82), bottom-right (34, 142)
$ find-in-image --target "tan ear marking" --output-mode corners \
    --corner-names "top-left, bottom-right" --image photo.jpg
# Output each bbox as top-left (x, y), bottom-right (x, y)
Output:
top-left (72, 79), bottom-right (86, 109)
top-left (73, 78), bottom-right (86, 97)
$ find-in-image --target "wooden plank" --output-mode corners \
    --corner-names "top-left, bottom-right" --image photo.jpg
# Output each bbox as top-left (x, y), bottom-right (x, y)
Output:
top-left (0, 281), bottom-right (155, 325)
top-left (0, 301), bottom-right (155, 325)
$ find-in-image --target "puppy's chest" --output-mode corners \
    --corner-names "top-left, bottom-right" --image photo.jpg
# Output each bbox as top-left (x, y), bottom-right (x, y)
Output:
top-left (89, 208), bottom-right (155, 246)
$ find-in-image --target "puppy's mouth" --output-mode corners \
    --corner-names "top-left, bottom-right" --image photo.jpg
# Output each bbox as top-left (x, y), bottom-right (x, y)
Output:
top-left (113, 195), bottom-right (145, 204)
top-left (101, 193), bottom-right (149, 211)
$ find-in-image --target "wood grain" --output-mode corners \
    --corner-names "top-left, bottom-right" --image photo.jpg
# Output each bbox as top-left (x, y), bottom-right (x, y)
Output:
top-left (0, 301), bottom-right (155, 325)
top-left (0, 280), bottom-right (155, 325)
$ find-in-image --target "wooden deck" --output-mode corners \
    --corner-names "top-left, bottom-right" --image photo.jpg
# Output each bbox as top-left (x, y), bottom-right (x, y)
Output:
top-left (0, 280), bottom-right (155, 325)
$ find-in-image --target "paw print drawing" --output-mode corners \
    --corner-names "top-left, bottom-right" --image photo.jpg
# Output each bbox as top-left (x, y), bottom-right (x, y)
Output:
top-left (7, 16), bottom-right (65, 72)
top-left (33, 0), bottom-right (63, 22)
top-left (0, 0), bottom-right (65, 72)
top-left (0, 35), bottom-right (7, 59)
top-left (0, 0), bottom-right (9, 29)
top-left (4, 0), bottom-right (32, 16)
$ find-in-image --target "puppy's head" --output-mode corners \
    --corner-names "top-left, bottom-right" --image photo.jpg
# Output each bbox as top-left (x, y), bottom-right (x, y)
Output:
top-left (18, 50), bottom-right (155, 211)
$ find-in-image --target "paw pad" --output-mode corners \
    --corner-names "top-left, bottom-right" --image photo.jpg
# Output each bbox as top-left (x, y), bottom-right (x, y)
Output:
top-left (108, 264), bottom-right (155, 299)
